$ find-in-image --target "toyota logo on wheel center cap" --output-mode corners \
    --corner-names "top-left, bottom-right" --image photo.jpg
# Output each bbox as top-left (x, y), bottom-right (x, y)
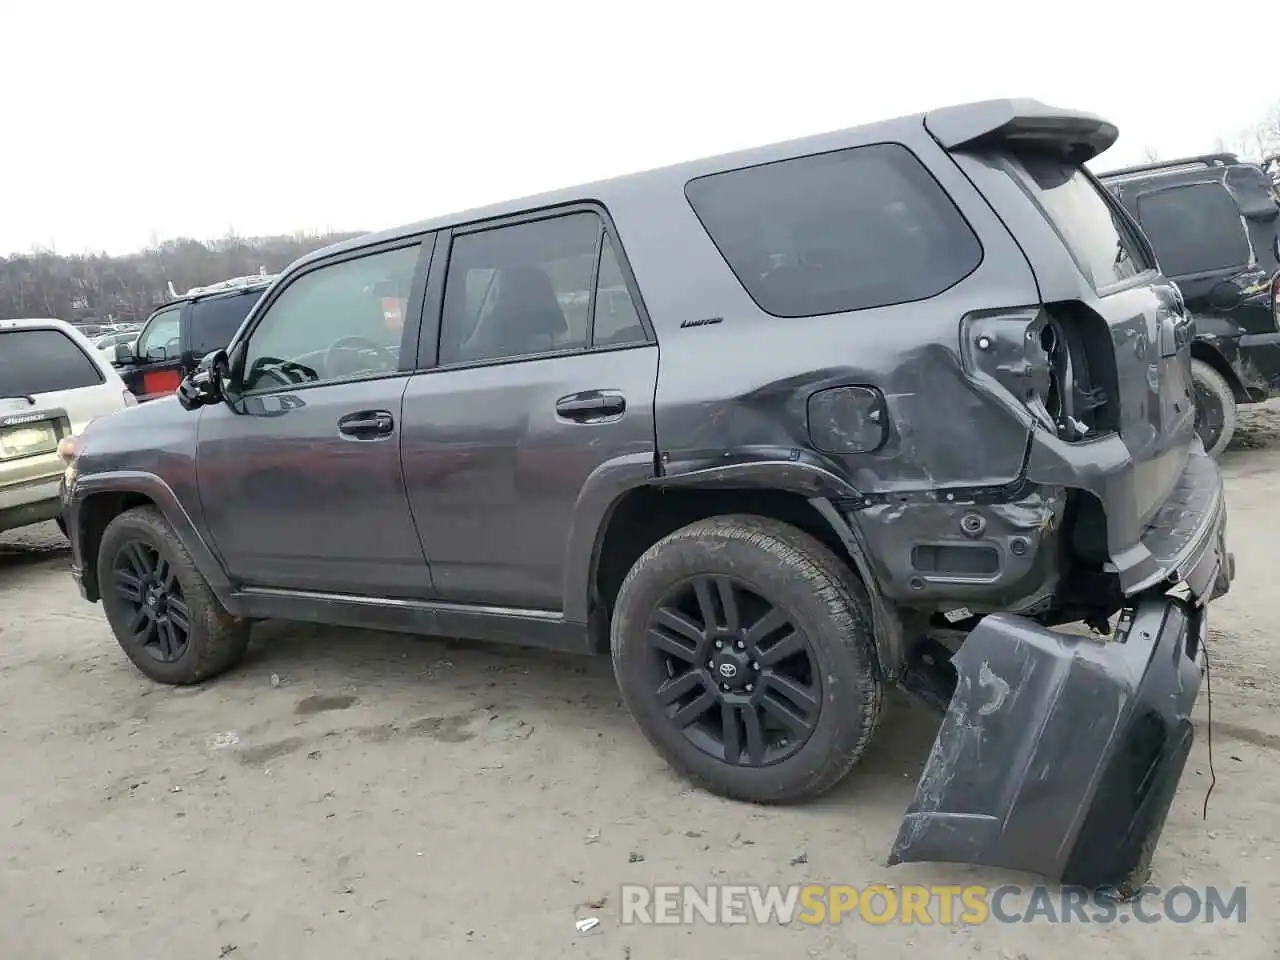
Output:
top-left (718, 662), bottom-right (738, 679)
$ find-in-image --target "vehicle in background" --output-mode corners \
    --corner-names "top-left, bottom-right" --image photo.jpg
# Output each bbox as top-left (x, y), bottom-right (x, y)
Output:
top-left (92, 331), bottom-right (139, 357)
top-left (113, 275), bottom-right (276, 402)
top-left (1, 318), bottom-right (134, 536)
top-left (62, 99), bottom-right (1233, 896)
top-left (1097, 154), bottom-right (1280, 455)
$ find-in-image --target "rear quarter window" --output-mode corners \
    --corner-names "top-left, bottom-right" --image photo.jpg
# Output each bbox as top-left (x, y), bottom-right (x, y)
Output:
top-left (0, 328), bottom-right (105, 396)
top-left (684, 143), bottom-right (983, 318)
top-left (1134, 182), bottom-right (1252, 277)
top-left (1014, 154), bottom-right (1151, 289)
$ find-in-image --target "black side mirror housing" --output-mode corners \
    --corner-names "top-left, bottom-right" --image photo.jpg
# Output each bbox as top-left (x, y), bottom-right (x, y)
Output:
top-left (114, 341), bottom-right (136, 364)
top-left (177, 350), bottom-right (229, 411)
top-left (146, 345), bottom-right (168, 362)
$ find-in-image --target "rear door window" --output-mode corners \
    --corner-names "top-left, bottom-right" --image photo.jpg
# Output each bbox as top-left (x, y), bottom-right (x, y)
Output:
top-left (190, 289), bottom-right (266, 356)
top-left (0, 328), bottom-right (105, 396)
top-left (1014, 154), bottom-right (1152, 289)
top-left (684, 143), bottom-right (983, 318)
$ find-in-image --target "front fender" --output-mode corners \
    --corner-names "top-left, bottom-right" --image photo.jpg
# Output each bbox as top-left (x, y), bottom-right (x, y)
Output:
top-left (68, 471), bottom-right (238, 610)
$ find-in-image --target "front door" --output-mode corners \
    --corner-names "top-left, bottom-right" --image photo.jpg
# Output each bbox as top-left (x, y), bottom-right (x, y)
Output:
top-left (401, 208), bottom-right (658, 611)
top-left (196, 238), bottom-right (433, 597)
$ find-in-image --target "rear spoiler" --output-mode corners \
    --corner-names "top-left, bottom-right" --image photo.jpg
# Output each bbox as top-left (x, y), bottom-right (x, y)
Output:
top-left (924, 98), bottom-right (1118, 163)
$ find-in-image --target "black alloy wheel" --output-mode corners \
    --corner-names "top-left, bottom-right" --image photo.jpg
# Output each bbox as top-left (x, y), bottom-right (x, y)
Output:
top-left (643, 574), bottom-right (820, 767)
top-left (112, 538), bottom-right (192, 663)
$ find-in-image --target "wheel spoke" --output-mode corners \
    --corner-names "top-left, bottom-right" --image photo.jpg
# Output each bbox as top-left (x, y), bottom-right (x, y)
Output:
top-left (692, 578), bottom-right (720, 631)
top-left (757, 629), bottom-right (806, 666)
top-left (155, 556), bottom-right (175, 592)
top-left (114, 571), bottom-right (143, 603)
top-left (743, 607), bottom-right (789, 654)
top-left (167, 598), bottom-right (191, 634)
top-left (763, 671), bottom-right (819, 714)
top-left (648, 628), bottom-right (699, 663)
top-left (714, 577), bottom-right (740, 633)
top-left (669, 687), bottom-right (718, 729)
top-left (124, 541), bottom-right (153, 579)
top-left (760, 687), bottom-right (818, 735)
top-left (721, 703), bottom-right (742, 764)
top-left (742, 705), bottom-right (768, 764)
top-left (160, 620), bottom-right (182, 660)
top-left (656, 670), bottom-right (703, 705)
top-left (127, 607), bottom-right (149, 635)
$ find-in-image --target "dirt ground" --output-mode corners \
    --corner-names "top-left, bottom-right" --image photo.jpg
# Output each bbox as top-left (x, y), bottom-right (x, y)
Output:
top-left (3, 409), bottom-right (1280, 959)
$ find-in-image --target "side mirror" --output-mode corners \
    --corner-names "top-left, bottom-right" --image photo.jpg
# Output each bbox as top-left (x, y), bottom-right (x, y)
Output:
top-left (114, 341), bottom-right (136, 364)
top-left (177, 350), bottom-right (229, 411)
top-left (146, 345), bottom-right (168, 362)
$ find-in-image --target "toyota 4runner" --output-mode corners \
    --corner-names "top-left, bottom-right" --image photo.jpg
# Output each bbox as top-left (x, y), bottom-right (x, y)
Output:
top-left (60, 99), bottom-right (1234, 895)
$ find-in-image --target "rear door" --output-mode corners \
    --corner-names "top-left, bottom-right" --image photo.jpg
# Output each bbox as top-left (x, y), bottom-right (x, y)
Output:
top-left (400, 206), bottom-right (658, 611)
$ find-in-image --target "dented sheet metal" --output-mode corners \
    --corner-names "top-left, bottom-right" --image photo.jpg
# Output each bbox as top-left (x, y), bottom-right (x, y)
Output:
top-left (888, 597), bottom-right (1204, 895)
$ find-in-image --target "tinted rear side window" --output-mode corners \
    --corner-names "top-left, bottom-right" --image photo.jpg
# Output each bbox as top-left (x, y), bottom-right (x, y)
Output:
top-left (0, 329), bottom-right (105, 396)
top-left (1015, 154), bottom-right (1150, 288)
top-left (1135, 182), bottom-right (1251, 277)
top-left (190, 289), bottom-right (266, 356)
top-left (685, 143), bottom-right (983, 318)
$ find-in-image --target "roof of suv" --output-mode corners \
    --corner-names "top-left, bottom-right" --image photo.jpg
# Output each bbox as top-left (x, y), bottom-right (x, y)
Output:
top-left (293, 97), bottom-right (1116, 273)
top-left (150, 275), bottom-right (276, 315)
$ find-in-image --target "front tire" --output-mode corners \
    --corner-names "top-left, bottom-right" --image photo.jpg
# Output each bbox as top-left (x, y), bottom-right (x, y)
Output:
top-left (97, 506), bottom-right (250, 685)
top-left (610, 515), bottom-right (884, 804)
top-left (1191, 358), bottom-right (1237, 457)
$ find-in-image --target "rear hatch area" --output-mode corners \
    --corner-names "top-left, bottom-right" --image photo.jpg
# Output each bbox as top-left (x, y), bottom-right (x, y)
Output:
top-left (889, 100), bottom-right (1233, 895)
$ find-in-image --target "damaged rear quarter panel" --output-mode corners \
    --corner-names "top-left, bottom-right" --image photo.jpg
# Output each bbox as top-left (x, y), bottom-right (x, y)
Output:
top-left (610, 121), bottom-right (1068, 625)
top-left (632, 121), bottom-right (1043, 492)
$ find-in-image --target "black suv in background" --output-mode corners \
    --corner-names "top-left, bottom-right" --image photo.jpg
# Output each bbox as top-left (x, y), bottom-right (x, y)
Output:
top-left (1098, 154), bottom-right (1280, 454)
top-left (113, 276), bottom-right (275, 402)
top-left (62, 99), bottom-right (1233, 895)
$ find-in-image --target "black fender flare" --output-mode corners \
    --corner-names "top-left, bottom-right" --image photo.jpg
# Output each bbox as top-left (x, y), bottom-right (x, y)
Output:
top-left (70, 471), bottom-right (239, 610)
top-left (563, 451), bottom-right (906, 676)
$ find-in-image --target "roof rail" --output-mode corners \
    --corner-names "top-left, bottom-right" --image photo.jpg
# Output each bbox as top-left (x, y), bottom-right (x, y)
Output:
top-left (165, 271), bottom-right (276, 301)
top-left (1096, 153), bottom-right (1240, 181)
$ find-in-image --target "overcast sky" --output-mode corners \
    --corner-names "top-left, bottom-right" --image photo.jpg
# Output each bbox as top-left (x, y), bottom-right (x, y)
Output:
top-left (4, 0), bottom-right (1275, 257)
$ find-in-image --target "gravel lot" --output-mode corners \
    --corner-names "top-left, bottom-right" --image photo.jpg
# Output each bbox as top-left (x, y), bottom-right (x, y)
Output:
top-left (3, 408), bottom-right (1280, 959)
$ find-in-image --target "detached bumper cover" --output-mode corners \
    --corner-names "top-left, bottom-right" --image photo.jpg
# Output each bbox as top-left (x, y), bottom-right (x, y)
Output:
top-left (890, 445), bottom-right (1231, 893)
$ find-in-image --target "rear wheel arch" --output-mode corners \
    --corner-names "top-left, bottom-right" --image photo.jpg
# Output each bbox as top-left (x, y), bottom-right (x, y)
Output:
top-left (585, 482), bottom-right (903, 674)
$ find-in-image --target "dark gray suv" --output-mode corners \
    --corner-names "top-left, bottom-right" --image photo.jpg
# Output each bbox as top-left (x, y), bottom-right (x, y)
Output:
top-left (61, 99), bottom-right (1234, 896)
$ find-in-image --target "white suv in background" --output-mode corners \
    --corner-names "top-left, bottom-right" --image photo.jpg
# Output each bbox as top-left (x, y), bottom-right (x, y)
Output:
top-left (1, 318), bottom-right (135, 536)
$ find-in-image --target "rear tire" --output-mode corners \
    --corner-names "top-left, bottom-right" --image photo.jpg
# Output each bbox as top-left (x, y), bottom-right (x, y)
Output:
top-left (97, 506), bottom-right (250, 685)
top-left (610, 514), bottom-right (884, 804)
top-left (1191, 358), bottom-right (1237, 457)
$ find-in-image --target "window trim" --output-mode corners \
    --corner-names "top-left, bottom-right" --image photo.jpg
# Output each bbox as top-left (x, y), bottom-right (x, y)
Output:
top-left (413, 201), bottom-right (655, 374)
top-left (682, 140), bottom-right (986, 320)
top-left (1132, 180), bottom-right (1253, 281)
top-left (226, 234), bottom-right (435, 400)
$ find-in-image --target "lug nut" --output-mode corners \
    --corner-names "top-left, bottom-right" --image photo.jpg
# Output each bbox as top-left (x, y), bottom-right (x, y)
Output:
top-left (751, 661), bottom-right (759, 670)
top-left (745, 683), bottom-right (754, 692)
top-left (715, 640), bottom-right (723, 649)
top-left (720, 684), bottom-right (730, 692)
top-left (707, 660), bottom-right (714, 668)
top-left (736, 641), bottom-right (745, 650)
